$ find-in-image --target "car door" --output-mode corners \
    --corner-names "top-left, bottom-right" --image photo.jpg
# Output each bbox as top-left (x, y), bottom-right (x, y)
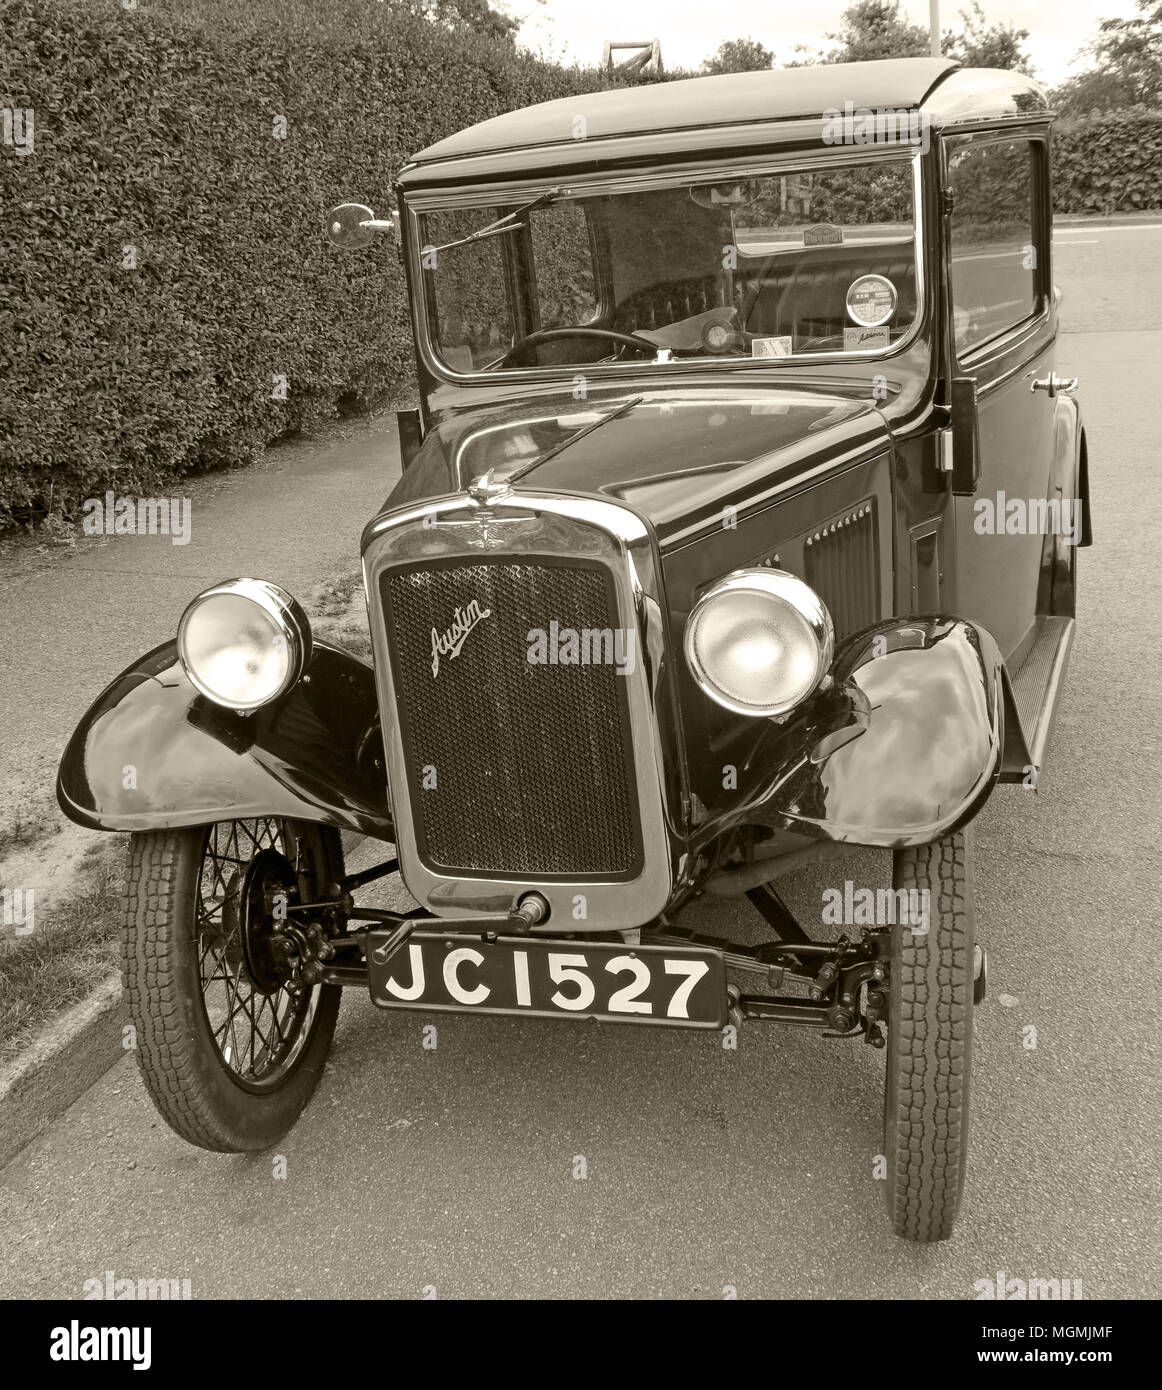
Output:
top-left (943, 131), bottom-right (1056, 663)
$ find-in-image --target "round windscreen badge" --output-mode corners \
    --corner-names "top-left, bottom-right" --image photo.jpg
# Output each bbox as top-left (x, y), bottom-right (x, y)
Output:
top-left (701, 316), bottom-right (741, 354)
top-left (846, 274), bottom-right (898, 328)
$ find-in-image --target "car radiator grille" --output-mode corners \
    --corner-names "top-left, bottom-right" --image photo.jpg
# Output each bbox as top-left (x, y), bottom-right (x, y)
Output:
top-left (803, 502), bottom-right (879, 642)
top-left (381, 560), bottom-right (641, 879)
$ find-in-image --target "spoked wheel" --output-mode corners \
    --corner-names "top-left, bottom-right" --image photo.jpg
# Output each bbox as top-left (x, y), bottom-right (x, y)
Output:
top-left (883, 826), bottom-right (976, 1242)
top-left (123, 817), bottom-right (344, 1152)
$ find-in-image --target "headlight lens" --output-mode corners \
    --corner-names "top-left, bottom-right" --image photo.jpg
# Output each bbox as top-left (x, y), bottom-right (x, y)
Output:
top-left (684, 569), bottom-right (833, 717)
top-left (177, 579), bottom-right (310, 710)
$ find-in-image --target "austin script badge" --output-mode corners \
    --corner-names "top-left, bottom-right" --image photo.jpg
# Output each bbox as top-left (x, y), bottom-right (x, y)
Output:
top-left (430, 599), bottom-right (491, 677)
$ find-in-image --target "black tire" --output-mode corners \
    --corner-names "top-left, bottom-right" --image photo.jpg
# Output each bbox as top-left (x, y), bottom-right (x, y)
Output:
top-left (123, 818), bottom-right (343, 1153)
top-left (883, 827), bottom-right (974, 1242)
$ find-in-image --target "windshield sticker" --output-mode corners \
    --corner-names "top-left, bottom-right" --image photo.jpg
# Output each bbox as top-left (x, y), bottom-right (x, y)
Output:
top-left (844, 325), bottom-right (891, 351)
top-left (751, 336), bottom-right (793, 358)
top-left (846, 274), bottom-right (898, 327)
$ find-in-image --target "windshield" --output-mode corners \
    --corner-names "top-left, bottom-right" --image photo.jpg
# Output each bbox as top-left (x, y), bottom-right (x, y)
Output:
top-left (419, 158), bottom-right (918, 375)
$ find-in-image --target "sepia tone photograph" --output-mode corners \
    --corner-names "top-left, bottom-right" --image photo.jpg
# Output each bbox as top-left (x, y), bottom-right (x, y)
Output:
top-left (0, 0), bottom-right (1156, 1350)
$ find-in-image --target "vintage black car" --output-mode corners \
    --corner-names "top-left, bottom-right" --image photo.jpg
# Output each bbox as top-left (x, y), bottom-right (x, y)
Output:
top-left (59, 58), bottom-right (1089, 1242)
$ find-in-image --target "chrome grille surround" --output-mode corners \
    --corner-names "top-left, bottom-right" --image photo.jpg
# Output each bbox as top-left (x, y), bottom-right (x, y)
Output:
top-left (362, 491), bottom-right (680, 930)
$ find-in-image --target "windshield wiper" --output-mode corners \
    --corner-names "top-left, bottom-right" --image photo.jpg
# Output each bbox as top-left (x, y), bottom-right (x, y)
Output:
top-left (429, 187), bottom-right (562, 255)
top-left (506, 397), bottom-right (643, 485)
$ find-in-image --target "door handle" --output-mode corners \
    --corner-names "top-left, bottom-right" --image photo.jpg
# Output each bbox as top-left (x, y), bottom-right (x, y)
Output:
top-left (1030, 373), bottom-right (1078, 397)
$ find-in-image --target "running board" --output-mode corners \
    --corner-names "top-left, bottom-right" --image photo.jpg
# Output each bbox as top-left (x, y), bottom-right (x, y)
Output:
top-left (999, 615), bottom-right (1075, 783)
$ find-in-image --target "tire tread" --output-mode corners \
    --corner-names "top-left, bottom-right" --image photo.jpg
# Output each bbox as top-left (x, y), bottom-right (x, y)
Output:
top-left (885, 830), bottom-right (973, 1242)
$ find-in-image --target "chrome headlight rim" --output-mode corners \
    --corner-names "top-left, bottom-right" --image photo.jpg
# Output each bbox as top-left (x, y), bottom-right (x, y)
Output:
top-left (684, 568), bottom-right (834, 718)
top-left (177, 578), bottom-right (312, 711)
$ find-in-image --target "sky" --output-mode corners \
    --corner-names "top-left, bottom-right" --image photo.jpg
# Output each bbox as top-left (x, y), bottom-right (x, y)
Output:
top-left (514, 0), bottom-right (1141, 86)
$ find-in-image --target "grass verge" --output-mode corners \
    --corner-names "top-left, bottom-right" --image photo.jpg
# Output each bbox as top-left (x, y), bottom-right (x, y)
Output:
top-left (0, 795), bottom-right (62, 860)
top-left (0, 841), bottom-right (124, 1064)
top-left (311, 571), bottom-right (372, 660)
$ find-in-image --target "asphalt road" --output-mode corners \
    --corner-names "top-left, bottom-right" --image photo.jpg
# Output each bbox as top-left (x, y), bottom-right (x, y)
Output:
top-left (2, 220), bottom-right (1160, 1300)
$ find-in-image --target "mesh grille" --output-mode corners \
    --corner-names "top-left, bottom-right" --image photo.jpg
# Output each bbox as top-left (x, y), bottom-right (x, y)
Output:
top-left (804, 503), bottom-right (879, 642)
top-left (382, 560), bottom-right (640, 878)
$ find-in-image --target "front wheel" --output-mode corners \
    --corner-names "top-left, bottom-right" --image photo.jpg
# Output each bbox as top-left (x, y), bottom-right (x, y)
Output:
top-left (122, 818), bottom-right (343, 1152)
top-left (883, 827), bottom-right (975, 1241)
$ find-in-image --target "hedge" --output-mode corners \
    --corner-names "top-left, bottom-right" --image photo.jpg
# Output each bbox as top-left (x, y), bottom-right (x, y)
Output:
top-left (0, 0), bottom-right (603, 524)
top-left (1053, 107), bottom-right (1162, 215)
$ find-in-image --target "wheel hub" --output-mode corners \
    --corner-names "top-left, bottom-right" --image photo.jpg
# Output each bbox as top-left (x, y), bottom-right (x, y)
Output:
top-left (239, 847), bottom-right (298, 994)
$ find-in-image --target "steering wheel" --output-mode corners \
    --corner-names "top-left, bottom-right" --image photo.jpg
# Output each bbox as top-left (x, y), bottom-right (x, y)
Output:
top-left (495, 326), bottom-right (661, 368)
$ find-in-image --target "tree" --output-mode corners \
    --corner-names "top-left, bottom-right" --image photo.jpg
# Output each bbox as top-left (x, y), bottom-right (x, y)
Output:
top-left (1051, 68), bottom-right (1137, 115)
top-left (943, 2), bottom-right (1033, 74)
top-left (824, 1), bottom-right (930, 63)
top-left (807, 0), bottom-right (1033, 73)
top-left (1085, 0), bottom-right (1162, 106)
top-left (1048, 0), bottom-right (1162, 113)
top-left (410, 0), bottom-right (520, 43)
top-left (702, 37), bottom-right (775, 75)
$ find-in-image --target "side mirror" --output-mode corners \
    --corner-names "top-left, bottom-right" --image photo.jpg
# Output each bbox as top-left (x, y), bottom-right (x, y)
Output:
top-left (325, 202), bottom-right (397, 249)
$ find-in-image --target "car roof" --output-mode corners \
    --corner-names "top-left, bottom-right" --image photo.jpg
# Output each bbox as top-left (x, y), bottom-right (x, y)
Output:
top-left (397, 59), bottom-right (1049, 193)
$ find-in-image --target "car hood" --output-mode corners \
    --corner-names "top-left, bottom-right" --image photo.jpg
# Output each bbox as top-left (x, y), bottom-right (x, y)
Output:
top-left (385, 386), bottom-right (890, 549)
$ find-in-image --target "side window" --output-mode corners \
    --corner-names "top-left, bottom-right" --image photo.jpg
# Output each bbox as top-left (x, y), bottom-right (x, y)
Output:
top-left (947, 138), bottom-right (1040, 354)
top-left (422, 208), bottom-right (514, 372)
top-left (527, 202), bottom-right (598, 329)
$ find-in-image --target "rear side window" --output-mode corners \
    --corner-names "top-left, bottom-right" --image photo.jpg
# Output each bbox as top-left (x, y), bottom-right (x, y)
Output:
top-left (947, 137), bottom-right (1040, 353)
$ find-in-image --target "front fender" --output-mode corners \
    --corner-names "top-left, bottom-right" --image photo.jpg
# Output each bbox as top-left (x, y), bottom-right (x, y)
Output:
top-left (57, 640), bottom-right (393, 838)
top-left (737, 616), bottom-right (1004, 848)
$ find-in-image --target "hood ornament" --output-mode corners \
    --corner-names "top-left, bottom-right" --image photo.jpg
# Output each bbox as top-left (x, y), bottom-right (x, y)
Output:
top-left (467, 470), bottom-right (512, 504)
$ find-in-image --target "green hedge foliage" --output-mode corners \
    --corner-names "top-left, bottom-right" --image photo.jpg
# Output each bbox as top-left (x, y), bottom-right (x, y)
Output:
top-left (1053, 107), bottom-right (1162, 215)
top-left (0, 0), bottom-right (602, 523)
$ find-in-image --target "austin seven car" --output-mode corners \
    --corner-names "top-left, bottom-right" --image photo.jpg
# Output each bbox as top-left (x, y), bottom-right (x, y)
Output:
top-left (58, 58), bottom-right (1089, 1241)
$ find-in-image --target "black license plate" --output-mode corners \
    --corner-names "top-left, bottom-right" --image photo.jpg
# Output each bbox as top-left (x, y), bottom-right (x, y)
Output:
top-left (366, 931), bottom-right (727, 1029)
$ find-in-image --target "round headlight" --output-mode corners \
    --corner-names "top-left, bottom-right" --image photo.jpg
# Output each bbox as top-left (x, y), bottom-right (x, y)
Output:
top-left (177, 579), bottom-right (311, 710)
top-left (684, 569), bottom-right (833, 717)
